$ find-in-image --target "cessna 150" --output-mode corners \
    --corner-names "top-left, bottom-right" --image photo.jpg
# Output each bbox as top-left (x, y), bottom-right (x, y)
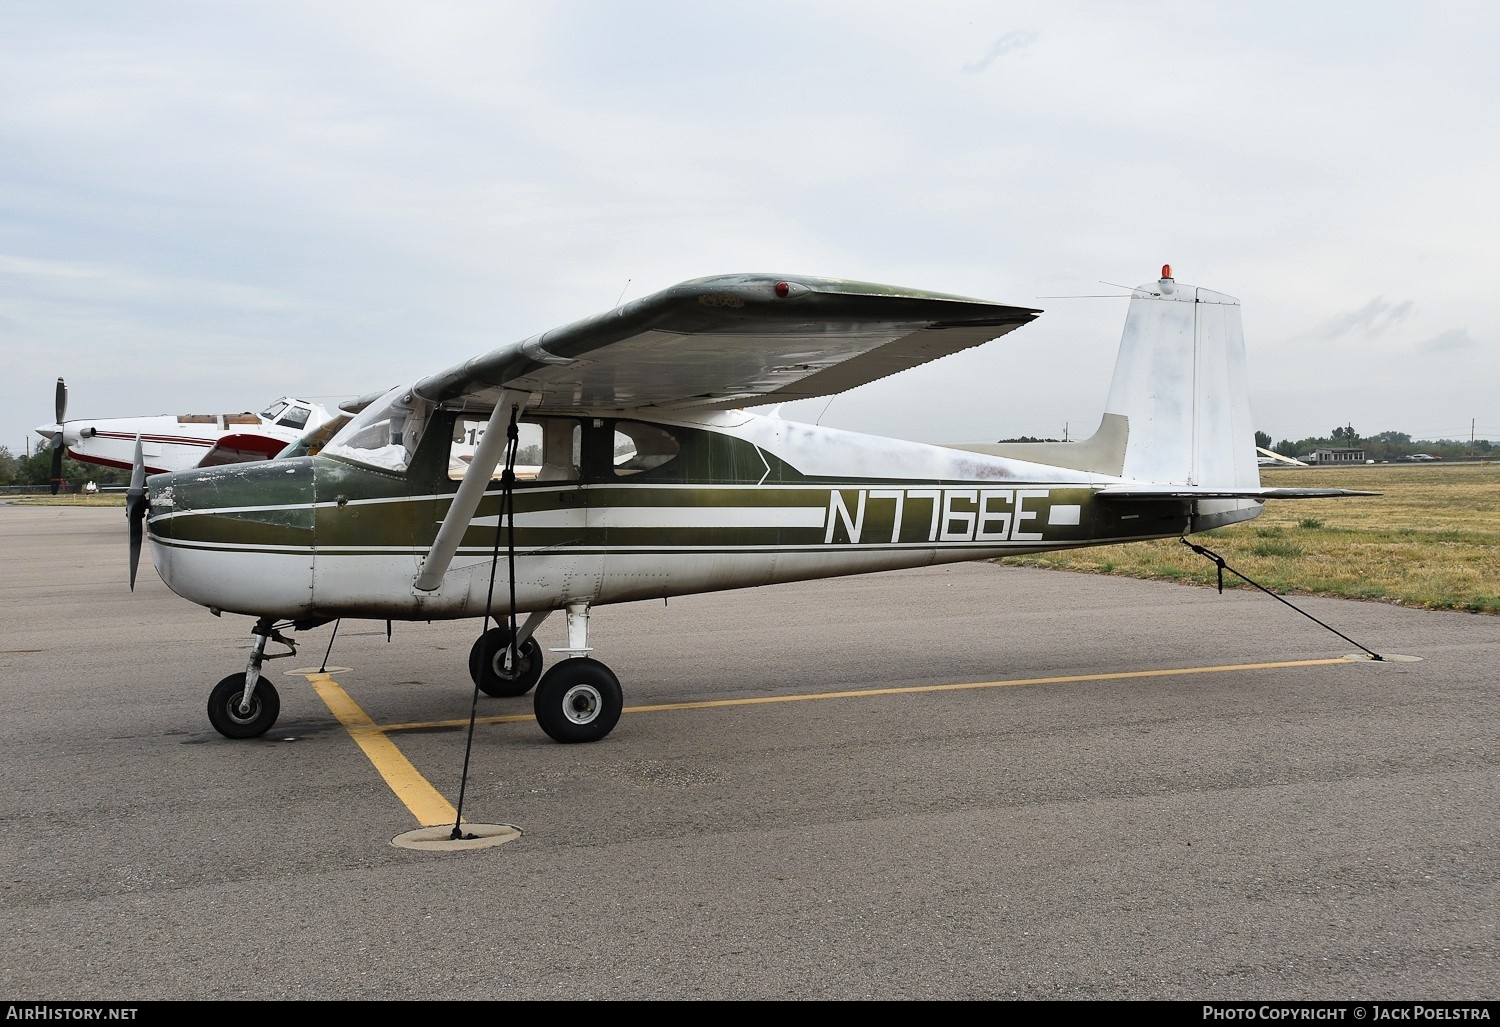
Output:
top-left (132, 266), bottom-right (1376, 744)
top-left (36, 380), bottom-right (338, 492)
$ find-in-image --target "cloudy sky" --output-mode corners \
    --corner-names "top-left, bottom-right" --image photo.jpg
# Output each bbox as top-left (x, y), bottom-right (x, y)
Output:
top-left (4, 1), bottom-right (1496, 459)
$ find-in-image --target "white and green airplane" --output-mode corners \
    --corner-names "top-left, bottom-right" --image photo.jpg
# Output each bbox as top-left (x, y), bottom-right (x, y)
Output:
top-left (132, 265), bottom-right (1376, 744)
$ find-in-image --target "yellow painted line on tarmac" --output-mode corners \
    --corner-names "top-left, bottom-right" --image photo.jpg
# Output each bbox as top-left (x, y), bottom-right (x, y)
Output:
top-left (304, 672), bottom-right (459, 828)
top-left (372, 656), bottom-right (1353, 731)
top-left (303, 658), bottom-right (1354, 822)
top-left (618, 657), bottom-right (1354, 713)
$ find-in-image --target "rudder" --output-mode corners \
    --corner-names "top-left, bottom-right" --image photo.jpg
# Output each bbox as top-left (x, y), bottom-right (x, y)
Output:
top-left (1104, 268), bottom-right (1258, 489)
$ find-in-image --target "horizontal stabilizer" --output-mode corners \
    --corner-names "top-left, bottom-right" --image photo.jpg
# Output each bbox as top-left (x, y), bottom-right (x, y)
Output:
top-left (1097, 486), bottom-right (1380, 501)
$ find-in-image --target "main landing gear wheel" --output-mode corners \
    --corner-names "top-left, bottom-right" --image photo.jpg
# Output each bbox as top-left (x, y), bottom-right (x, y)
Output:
top-left (469, 627), bottom-right (545, 697)
top-left (207, 673), bottom-right (281, 739)
top-left (533, 658), bottom-right (622, 744)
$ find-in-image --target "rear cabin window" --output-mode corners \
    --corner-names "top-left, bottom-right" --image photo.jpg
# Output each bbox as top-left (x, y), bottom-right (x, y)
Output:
top-left (604, 420), bottom-right (763, 483)
top-left (611, 422), bottom-right (681, 477)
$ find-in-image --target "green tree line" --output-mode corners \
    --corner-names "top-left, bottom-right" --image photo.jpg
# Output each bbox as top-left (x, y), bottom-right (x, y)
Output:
top-left (0, 447), bottom-right (131, 490)
top-left (1261, 427), bottom-right (1494, 462)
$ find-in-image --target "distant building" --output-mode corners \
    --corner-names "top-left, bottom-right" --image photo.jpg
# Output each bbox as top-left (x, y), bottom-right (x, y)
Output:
top-left (1304, 447), bottom-right (1366, 464)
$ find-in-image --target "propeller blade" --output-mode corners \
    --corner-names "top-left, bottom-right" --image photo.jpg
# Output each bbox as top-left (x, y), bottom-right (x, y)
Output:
top-left (126, 436), bottom-right (146, 591)
top-left (49, 378), bottom-right (68, 495)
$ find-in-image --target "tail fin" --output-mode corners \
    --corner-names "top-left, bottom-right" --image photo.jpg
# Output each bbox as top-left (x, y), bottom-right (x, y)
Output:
top-left (943, 266), bottom-right (1263, 530)
top-left (1104, 267), bottom-right (1258, 491)
top-left (1097, 266), bottom-right (1262, 530)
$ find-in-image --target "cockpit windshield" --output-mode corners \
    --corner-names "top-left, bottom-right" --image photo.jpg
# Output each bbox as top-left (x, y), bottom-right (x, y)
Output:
top-left (321, 386), bottom-right (431, 473)
top-left (275, 404), bottom-right (311, 430)
top-left (276, 413), bottom-right (353, 460)
top-left (260, 400), bottom-right (289, 420)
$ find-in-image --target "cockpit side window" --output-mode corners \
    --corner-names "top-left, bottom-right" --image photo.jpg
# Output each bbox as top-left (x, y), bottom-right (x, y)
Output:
top-left (261, 400), bottom-right (289, 420)
top-left (448, 415), bottom-right (581, 483)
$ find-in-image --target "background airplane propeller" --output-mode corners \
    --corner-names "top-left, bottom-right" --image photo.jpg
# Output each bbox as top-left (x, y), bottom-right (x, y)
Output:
top-left (49, 377), bottom-right (67, 495)
top-left (126, 436), bottom-right (146, 590)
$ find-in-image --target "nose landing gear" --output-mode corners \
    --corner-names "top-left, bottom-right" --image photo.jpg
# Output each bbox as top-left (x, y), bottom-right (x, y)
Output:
top-left (206, 618), bottom-right (297, 739)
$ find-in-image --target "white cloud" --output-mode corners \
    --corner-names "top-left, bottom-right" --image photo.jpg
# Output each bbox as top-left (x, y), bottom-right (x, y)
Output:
top-left (962, 31), bottom-right (1039, 74)
top-left (1311, 297), bottom-right (1417, 340)
top-left (1420, 328), bottom-right (1479, 353)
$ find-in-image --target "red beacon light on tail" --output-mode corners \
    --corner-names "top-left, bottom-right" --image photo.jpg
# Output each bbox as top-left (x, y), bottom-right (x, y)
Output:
top-left (1159, 264), bottom-right (1176, 295)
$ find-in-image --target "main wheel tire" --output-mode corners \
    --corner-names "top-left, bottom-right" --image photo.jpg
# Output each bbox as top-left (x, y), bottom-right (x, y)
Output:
top-left (468, 627), bottom-right (545, 697)
top-left (207, 673), bottom-right (280, 739)
top-left (533, 658), bottom-right (623, 744)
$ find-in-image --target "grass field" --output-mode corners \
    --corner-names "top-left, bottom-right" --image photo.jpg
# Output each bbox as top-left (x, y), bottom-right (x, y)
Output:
top-left (12, 462), bottom-right (1499, 614)
top-left (1002, 462), bottom-right (1500, 615)
top-left (11, 493), bottom-right (127, 507)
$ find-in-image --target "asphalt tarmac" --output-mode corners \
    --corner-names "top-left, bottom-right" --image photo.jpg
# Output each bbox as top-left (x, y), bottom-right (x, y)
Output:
top-left (2, 504), bottom-right (1496, 1002)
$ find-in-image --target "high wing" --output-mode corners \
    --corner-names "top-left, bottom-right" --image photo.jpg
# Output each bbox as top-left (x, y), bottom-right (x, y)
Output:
top-left (411, 273), bottom-right (1040, 414)
top-left (406, 273), bottom-right (1039, 592)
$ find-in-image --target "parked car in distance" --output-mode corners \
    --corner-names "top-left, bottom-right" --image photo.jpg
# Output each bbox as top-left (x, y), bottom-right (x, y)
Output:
top-left (1401, 453), bottom-right (1441, 462)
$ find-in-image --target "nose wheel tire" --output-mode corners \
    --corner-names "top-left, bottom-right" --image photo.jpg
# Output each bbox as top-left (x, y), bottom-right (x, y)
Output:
top-left (468, 627), bottom-right (545, 697)
top-left (207, 673), bottom-right (281, 739)
top-left (533, 658), bottom-right (623, 744)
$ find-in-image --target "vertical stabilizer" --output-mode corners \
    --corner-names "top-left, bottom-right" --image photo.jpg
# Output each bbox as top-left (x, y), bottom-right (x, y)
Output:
top-left (1102, 267), bottom-right (1261, 530)
top-left (939, 266), bottom-right (1262, 526)
top-left (1105, 268), bottom-right (1259, 491)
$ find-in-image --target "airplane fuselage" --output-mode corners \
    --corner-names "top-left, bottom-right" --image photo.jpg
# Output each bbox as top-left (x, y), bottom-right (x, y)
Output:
top-left (38, 398), bottom-right (335, 475)
top-left (144, 407), bottom-right (1198, 623)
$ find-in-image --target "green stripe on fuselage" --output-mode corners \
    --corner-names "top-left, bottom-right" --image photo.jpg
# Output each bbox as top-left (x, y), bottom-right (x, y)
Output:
top-left (150, 457), bottom-right (1190, 555)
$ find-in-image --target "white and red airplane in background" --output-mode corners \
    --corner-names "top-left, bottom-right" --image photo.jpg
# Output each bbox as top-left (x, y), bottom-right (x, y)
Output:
top-left (35, 378), bottom-right (340, 492)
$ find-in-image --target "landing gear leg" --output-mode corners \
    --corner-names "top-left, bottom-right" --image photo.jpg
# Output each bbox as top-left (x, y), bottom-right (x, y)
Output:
top-left (207, 618), bottom-right (297, 739)
top-left (533, 602), bottom-right (623, 744)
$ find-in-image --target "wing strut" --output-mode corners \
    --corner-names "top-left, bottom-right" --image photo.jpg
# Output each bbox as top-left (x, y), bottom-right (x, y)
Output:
top-left (414, 389), bottom-right (532, 593)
